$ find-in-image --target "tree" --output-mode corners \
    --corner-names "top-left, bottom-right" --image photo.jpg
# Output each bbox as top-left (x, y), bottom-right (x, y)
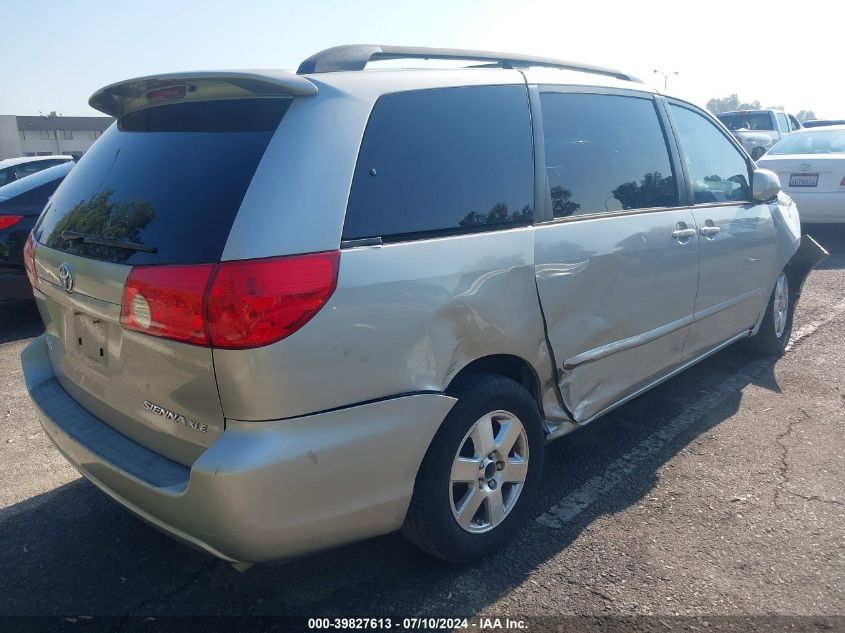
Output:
top-left (706, 95), bottom-right (739, 114)
top-left (706, 94), bottom-right (760, 114)
top-left (38, 110), bottom-right (62, 117)
top-left (44, 189), bottom-right (154, 263)
top-left (612, 172), bottom-right (676, 211)
top-left (550, 186), bottom-right (579, 217)
top-left (707, 96), bottom-right (818, 119)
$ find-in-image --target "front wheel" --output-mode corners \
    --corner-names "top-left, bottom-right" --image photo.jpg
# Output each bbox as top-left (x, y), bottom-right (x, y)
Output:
top-left (401, 374), bottom-right (544, 563)
top-left (747, 271), bottom-right (793, 356)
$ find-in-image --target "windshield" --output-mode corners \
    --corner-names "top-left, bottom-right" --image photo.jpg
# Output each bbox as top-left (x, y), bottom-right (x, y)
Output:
top-left (717, 113), bottom-right (774, 131)
top-left (768, 129), bottom-right (845, 155)
top-left (33, 98), bottom-right (290, 265)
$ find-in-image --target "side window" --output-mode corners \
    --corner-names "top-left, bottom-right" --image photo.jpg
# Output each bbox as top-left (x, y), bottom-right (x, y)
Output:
top-left (788, 115), bottom-right (801, 132)
top-left (669, 104), bottom-right (751, 204)
top-left (539, 93), bottom-right (678, 218)
top-left (343, 85), bottom-right (533, 242)
top-left (0, 166), bottom-right (14, 187)
top-left (777, 113), bottom-right (789, 133)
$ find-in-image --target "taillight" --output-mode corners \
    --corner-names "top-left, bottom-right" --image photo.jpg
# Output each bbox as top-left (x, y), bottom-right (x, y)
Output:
top-left (23, 233), bottom-right (38, 289)
top-left (120, 264), bottom-right (214, 345)
top-left (0, 215), bottom-right (23, 230)
top-left (119, 251), bottom-right (339, 349)
top-left (840, 177), bottom-right (845, 186)
top-left (208, 251), bottom-right (339, 349)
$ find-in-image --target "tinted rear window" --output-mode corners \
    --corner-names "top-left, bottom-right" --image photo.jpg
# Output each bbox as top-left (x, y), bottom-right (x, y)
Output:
top-left (34, 98), bottom-right (289, 264)
top-left (342, 85), bottom-right (533, 242)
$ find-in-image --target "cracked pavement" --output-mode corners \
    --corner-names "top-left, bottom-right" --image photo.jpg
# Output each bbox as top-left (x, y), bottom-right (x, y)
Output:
top-left (0, 226), bottom-right (843, 618)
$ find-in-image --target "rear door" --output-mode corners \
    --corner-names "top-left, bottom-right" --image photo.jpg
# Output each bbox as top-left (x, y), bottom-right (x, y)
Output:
top-left (665, 101), bottom-right (777, 360)
top-left (30, 95), bottom-right (292, 465)
top-left (532, 89), bottom-right (700, 422)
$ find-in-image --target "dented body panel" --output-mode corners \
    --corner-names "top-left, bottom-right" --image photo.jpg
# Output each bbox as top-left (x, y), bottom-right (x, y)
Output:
top-left (213, 227), bottom-right (555, 421)
top-left (534, 210), bottom-right (700, 422)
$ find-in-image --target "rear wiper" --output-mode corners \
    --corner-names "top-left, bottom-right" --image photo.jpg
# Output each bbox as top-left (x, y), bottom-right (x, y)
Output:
top-left (60, 230), bottom-right (158, 253)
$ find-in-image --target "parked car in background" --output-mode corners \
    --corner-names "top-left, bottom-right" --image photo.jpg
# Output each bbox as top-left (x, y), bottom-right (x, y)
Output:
top-left (0, 162), bottom-right (73, 299)
top-left (757, 125), bottom-right (845, 223)
top-left (717, 110), bottom-right (802, 160)
top-left (0, 155), bottom-right (74, 188)
top-left (802, 119), bottom-right (845, 129)
top-left (20, 45), bottom-right (825, 569)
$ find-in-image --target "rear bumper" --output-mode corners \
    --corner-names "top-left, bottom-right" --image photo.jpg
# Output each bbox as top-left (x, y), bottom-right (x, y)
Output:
top-left (22, 334), bottom-right (455, 563)
top-left (792, 191), bottom-right (845, 223)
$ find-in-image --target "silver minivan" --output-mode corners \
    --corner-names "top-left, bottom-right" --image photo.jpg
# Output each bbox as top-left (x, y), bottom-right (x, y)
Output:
top-left (21, 46), bottom-right (825, 568)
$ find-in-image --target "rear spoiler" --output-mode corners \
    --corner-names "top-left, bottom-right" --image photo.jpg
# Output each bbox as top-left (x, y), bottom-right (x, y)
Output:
top-left (89, 70), bottom-right (318, 118)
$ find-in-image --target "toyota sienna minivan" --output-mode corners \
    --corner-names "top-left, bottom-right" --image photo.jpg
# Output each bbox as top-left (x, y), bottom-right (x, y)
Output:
top-left (21, 45), bottom-right (826, 568)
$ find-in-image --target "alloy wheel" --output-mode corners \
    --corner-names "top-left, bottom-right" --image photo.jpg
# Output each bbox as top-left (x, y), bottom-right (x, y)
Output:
top-left (449, 410), bottom-right (529, 533)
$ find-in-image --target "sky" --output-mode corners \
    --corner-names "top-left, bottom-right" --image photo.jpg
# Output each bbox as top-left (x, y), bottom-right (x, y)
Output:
top-left (2, 0), bottom-right (841, 118)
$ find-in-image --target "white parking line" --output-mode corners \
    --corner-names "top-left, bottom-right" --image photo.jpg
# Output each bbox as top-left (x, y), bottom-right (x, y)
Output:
top-left (536, 296), bottom-right (845, 529)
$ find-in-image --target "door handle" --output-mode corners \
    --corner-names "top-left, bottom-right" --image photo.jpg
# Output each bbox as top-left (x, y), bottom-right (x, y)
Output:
top-left (672, 228), bottom-right (696, 240)
top-left (699, 222), bottom-right (721, 239)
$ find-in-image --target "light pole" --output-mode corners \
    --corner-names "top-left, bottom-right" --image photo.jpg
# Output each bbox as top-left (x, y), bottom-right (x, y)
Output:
top-left (653, 69), bottom-right (679, 91)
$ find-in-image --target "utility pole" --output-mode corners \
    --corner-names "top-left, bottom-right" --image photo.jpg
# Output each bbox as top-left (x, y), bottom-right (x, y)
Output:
top-left (653, 69), bottom-right (679, 91)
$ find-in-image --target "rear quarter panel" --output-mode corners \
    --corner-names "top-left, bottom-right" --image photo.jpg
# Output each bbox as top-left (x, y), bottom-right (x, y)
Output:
top-left (213, 228), bottom-right (554, 421)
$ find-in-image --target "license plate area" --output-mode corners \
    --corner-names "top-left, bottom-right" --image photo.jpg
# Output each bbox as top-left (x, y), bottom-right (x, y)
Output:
top-left (789, 173), bottom-right (818, 187)
top-left (71, 312), bottom-right (108, 364)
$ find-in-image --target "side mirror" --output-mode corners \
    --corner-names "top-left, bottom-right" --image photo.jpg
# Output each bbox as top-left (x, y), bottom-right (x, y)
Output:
top-left (752, 168), bottom-right (781, 202)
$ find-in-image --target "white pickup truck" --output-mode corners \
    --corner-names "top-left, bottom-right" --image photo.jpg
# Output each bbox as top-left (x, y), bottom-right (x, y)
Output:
top-left (717, 110), bottom-right (803, 160)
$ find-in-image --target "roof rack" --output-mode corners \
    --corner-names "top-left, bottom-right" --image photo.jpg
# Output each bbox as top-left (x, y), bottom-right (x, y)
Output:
top-left (297, 45), bottom-right (641, 83)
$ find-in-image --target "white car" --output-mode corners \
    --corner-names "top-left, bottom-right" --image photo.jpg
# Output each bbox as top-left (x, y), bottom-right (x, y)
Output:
top-left (757, 125), bottom-right (845, 223)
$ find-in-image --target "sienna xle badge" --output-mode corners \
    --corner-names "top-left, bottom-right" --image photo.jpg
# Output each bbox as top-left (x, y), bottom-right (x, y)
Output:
top-left (21, 45), bottom-right (826, 568)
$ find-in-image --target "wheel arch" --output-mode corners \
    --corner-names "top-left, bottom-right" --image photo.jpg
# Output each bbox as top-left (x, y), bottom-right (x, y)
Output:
top-left (751, 234), bottom-right (828, 335)
top-left (444, 354), bottom-right (543, 414)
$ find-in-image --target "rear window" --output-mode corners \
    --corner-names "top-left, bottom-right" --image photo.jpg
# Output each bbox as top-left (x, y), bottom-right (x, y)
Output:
top-left (34, 98), bottom-right (290, 264)
top-left (768, 129), bottom-right (845, 155)
top-left (717, 112), bottom-right (774, 131)
top-left (342, 85), bottom-right (533, 242)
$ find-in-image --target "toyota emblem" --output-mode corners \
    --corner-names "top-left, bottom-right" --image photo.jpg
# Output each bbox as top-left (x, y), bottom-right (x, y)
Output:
top-left (58, 263), bottom-right (74, 293)
top-left (798, 163), bottom-right (811, 172)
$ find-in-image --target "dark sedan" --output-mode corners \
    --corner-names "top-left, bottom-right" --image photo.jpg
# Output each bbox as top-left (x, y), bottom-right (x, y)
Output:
top-left (0, 162), bottom-right (73, 299)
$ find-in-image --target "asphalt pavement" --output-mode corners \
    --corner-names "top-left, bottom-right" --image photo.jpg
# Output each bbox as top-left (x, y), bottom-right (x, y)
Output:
top-left (0, 226), bottom-right (843, 624)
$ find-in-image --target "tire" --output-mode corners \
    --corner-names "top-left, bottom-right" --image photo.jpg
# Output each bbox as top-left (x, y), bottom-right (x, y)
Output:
top-left (401, 373), bottom-right (544, 563)
top-left (746, 270), bottom-right (793, 356)
top-left (751, 147), bottom-right (766, 161)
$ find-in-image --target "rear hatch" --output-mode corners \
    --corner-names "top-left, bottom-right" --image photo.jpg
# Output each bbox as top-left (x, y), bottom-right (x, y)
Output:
top-left (28, 73), bottom-right (312, 465)
top-left (759, 153), bottom-right (845, 194)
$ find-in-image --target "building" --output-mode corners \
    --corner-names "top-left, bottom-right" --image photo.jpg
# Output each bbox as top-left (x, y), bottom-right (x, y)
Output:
top-left (0, 114), bottom-right (113, 161)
